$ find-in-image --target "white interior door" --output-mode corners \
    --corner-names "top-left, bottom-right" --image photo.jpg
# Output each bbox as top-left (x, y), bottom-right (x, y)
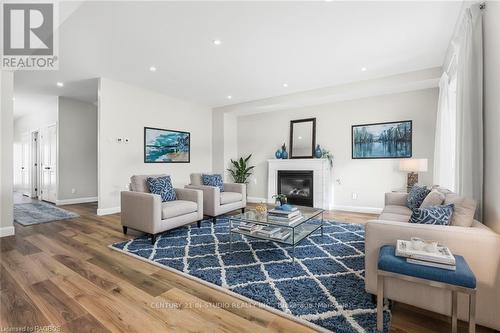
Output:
top-left (41, 125), bottom-right (57, 203)
top-left (31, 132), bottom-right (40, 198)
top-left (20, 133), bottom-right (31, 196)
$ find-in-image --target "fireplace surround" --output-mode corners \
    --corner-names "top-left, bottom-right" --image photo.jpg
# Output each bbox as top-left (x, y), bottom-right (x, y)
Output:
top-left (267, 159), bottom-right (332, 209)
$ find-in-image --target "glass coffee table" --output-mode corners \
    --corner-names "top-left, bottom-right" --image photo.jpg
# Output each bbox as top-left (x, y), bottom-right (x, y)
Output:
top-left (229, 206), bottom-right (325, 262)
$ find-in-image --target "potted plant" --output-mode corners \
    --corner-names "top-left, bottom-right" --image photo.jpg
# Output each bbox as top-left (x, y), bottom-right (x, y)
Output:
top-left (272, 194), bottom-right (287, 207)
top-left (227, 154), bottom-right (255, 184)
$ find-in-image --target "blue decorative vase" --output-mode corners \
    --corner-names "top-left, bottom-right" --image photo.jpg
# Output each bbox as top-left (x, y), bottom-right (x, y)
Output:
top-left (315, 144), bottom-right (322, 158)
top-left (281, 150), bottom-right (288, 159)
top-left (275, 149), bottom-right (283, 159)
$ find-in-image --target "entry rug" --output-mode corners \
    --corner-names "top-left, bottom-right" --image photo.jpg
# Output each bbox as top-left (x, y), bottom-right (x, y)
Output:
top-left (111, 218), bottom-right (390, 333)
top-left (14, 202), bottom-right (79, 226)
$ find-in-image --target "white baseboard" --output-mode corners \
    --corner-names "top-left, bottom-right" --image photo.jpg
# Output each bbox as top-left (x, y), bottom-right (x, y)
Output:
top-left (333, 205), bottom-right (383, 215)
top-left (56, 197), bottom-right (98, 206)
top-left (0, 226), bottom-right (15, 237)
top-left (247, 196), bottom-right (268, 203)
top-left (97, 206), bottom-right (121, 216)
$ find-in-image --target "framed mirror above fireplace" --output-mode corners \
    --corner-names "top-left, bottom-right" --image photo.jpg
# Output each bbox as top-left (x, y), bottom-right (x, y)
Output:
top-left (290, 118), bottom-right (316, 159)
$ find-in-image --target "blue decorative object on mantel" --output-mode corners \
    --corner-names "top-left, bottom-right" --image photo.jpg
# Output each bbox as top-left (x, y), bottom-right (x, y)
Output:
top-left (281, 143), bottom-right (288, 159)
top-left (315, 144), bottom-right (322, 158)
top-left (275, 149), bottom-right (282, 159)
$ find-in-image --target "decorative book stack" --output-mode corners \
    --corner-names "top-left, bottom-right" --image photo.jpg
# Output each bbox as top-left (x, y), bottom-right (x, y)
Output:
top-left (267, 205), bottom-right (303, 227)
top-left (396, 240), bottom-right (456, 270)
top-left (236, 223), bottom-right (291, 241)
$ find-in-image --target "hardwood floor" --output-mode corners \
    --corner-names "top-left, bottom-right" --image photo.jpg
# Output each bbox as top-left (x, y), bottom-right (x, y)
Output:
top-left (0, 202), bottom-right (494, 333)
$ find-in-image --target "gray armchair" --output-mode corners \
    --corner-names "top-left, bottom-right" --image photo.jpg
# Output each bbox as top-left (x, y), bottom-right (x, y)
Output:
top-left (121, 174), bottom-right (203, 244)
top-left (185, 173), bottom-right (246, 223)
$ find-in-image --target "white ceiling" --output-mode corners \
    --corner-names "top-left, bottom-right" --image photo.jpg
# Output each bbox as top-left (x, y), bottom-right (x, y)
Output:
top-left (14, 1), bottom-right (462, 108)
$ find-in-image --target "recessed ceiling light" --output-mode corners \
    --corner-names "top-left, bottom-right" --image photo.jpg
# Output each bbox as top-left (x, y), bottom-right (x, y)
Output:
top-left (56, 82), bottom-right (64, 87)
top-left (361, 67), bottom-right (367, 72)
top-left (213, 39), bottom-right (222, 45)
top-left (283, 83), bottom-right (289, 88)
top-left (227, 95), bottom-right (232, 99)
top-left (149, 66), bottom-right (157, 72)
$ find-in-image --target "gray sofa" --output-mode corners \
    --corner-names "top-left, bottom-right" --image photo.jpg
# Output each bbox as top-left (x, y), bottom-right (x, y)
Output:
top-left (365, 190), bottom-right (500, 331)
top-left (121, 174), bottom-right (203, 244)
top-left (185, 173), bottom-right (246, 222)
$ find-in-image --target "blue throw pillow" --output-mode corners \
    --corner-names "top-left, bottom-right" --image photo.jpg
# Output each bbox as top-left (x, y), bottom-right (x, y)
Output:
top-left (407, 185), bottom-right (430, 210)
top-left (202, 174), bottom-right (224, 192)
top-left (409, 204), bottom-right (455, 225)
top-left (146, 176), bottom-right (177, 202)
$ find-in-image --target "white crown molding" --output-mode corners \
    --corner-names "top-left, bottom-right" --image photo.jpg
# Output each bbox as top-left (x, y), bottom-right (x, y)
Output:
top-left (56, 197), bottom-right (98, 206)
top-left (0, 226), bottom-right (15, 237)
top-left (97, 206), bottom-right (121, 216)
top-left (216, 67), bottom-right (441, 116)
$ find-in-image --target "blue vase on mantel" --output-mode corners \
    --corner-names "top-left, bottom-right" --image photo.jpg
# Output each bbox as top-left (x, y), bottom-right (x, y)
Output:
top-left (281, 150), bottom-right (289, 159)
top-left (314, 144), bottom-right (323, 158)
top-left (275, 149), bottom-right (282, 159)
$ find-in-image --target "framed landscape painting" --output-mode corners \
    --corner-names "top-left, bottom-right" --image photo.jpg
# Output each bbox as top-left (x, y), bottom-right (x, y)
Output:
top-left (352, 120), bottom-right (412, 159)
top-left (144, 127), bottom-right (190, 163)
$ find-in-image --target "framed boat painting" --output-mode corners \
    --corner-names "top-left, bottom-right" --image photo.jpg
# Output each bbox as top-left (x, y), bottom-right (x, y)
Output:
top-left (352, 120), bottom-right (412, 159)
top-left (144, 127), bottom-right (190, 163)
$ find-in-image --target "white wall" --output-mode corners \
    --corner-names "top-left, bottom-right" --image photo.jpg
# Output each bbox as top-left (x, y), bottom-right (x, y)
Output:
top-left (483, 1), bottom-right (500, 233)
top-left (237, 89), bottom-right (438, 212)
top-left (212, 110), bottom-right (238, 181)
top-left (1, 71), bottom-right (14, 236)
top-left (58, 97), bottom-right (98, 202)
top-left (97, 78), bottom-right (213, 215)
top-left (13, 95), bottom-right (58, 190)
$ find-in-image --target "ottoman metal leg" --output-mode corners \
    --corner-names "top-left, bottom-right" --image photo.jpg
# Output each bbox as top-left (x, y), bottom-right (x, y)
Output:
top-left (451, 291), bottom-right (457, 333)
top-left (469, 293), bottom-right (476, 333)
top-left (377, 275), bottom-right (384, 332)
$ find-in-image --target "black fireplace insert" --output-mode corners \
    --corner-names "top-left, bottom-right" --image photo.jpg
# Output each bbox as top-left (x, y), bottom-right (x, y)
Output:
top-left (277, 170), bottom-right (314, 207)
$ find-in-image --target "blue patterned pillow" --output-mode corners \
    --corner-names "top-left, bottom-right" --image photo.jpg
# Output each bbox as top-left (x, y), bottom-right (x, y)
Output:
top-left (146, 176), bottom-right (177, 202)
top-left (409, 204), bottom-right (454, 225)
top-left (406, 185), bottom-right (430, 210)
top-left (202, 174), bottom-right (224, 192)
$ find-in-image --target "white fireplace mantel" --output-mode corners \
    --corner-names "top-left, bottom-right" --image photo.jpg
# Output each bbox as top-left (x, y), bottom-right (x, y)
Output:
top-left (267, 159), bottom-right (333, 210)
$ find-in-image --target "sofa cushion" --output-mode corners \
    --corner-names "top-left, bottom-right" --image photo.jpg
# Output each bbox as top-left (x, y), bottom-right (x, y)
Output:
top-left (190, 173), bottom-right (203, 186)
top-left (146, 176), bottom-right (177, 202)
top-left (130, 174), bottom-right (167, 192)
top-left (378, 212), bottom-right (411, 222)
top-left (161, 200), bottom-right (198, 219)
top-left (420, 189), bottom-right (445, 208)
top-left (409, 204), bottom-right (455, 225)
top-left (406, 185), bottom-right (430, 210)
top-left (202, 174), bottom-right (224, 192)
top-left (383, 205), bottom-right (412, 217)
top-left (444, 193), bottom-right (476, 227)
top-left (220, 192), bottom-right (243, 205)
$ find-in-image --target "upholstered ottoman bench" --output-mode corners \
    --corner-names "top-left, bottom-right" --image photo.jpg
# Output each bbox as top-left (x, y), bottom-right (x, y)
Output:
top-left (376, 245), bottom-right (477, 333)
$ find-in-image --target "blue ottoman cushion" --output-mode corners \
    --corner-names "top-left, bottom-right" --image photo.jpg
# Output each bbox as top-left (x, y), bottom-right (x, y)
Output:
top-left (378, 245), bottom-right (476, 289)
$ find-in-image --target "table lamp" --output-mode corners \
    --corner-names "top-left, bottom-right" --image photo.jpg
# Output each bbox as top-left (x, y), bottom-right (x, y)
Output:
top-left (399, 158), bottom-right (428, 190)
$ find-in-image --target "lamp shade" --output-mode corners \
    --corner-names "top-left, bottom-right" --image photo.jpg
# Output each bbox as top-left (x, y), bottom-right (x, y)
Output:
top-left (399, 158), bottom-right (428, 172)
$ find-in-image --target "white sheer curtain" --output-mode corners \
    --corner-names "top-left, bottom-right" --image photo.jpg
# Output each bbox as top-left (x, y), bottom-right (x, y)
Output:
top-left (434, 3), bottom-right (483, 219)
top-left (455, 4), bottom-right (483, 220)
top-left (433, 72), bottom-right (456, 191)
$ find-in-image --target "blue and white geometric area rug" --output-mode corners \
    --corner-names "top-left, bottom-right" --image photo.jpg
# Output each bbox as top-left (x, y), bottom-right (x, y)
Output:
top-left (110, 218), bottom-right (391, 333)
